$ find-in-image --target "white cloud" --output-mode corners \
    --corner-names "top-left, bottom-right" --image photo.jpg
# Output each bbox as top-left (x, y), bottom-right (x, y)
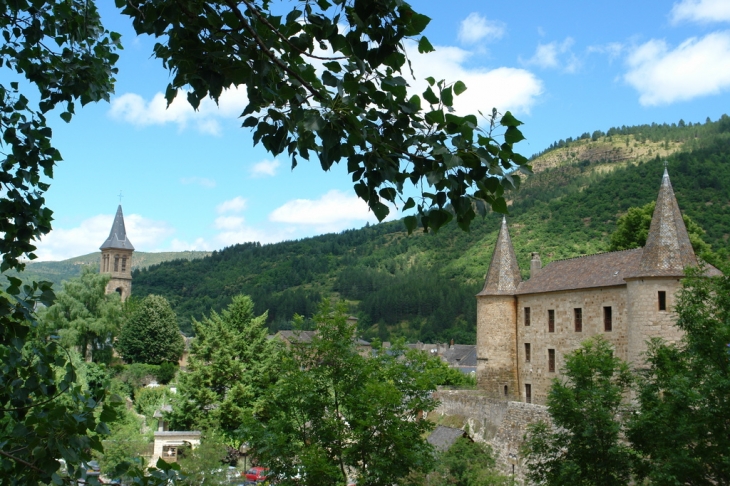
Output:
top-left (180, 176), bottom-right (216, 188)
top-left (405, 41), bottom-right (543, 115)
top-left (269, 189), bottom-right (383, 232)
top-left (216, 196), bottom-right (247, 214)
top-left (214, 216), bottom-right (246, 231)
top-left (34, 213), bottom-right (174, 261)
top-left (109, 85), bottom-right (248, 136)
top-left (624, 32), bottom-right (730, 106)
top-left (587, 42), bottom-right (624, 62)
top-left (250, 158), bottom-right (281, 178)
top-left (457, 13), bottom-right (506, 45)
top-left (671, 0), bottom-right (730, 24)
top-left (524, 38), bottom-right (579, 72)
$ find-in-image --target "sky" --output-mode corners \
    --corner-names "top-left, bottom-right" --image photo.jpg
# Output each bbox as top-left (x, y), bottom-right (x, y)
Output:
top-left (32, 0), bottom-right (730, 261)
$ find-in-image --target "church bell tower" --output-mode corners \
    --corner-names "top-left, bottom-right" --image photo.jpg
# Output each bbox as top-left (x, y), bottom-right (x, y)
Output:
top-left (100, 205), bottom-right (134, 301)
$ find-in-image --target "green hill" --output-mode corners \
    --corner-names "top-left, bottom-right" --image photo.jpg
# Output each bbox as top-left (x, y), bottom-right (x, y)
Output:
top-left (78, 116), bottom-right (730, 342)
top-left (13, 251), bottom-right (211, 289)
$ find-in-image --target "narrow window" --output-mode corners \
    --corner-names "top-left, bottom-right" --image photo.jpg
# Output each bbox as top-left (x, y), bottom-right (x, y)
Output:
top-left (548, 349), bottom-right (555, 372)
top-left (525, 343), bottom-right (531, 362)
top-left (504, 385), bottom-right (508, 397)
top-left (114, 255), bottom-right (119, 272)
top-left (604, 306), bottom-right (613, 332)
top-left (525, 384), bottom-right (532, 404)
top-left (524, 307), bottom-right (531, 326)
top-left (658, 291), bottom-right (667, 311)
top-left (121, 256), bottom-right (127, 272)
top-left (574, 308), bottom-right (582, 332)
top-left (548, 309), bottom-right (555, 333)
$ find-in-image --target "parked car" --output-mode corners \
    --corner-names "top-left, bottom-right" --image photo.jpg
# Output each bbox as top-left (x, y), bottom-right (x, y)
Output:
top-left (243, 466), bottom-right (269, 483)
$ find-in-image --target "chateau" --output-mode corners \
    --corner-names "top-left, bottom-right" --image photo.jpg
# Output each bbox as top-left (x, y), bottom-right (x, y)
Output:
top-left (476, 169), bottom-right (721, 405)
top-left (99, 205), bottom-right (134, 301)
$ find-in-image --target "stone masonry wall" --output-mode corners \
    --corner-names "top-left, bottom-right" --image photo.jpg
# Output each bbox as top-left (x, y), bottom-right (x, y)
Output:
top-left (516, 286), bottom-right (628, 405)
top-left (476, 295), bottom-right (518, 400)
top-left (431, 390), bottom-right (550, 484)
top-left (626, 277), bottom-right (683, 367)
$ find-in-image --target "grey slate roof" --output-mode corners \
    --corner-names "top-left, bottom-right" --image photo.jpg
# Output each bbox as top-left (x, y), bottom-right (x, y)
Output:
top-left (427, 426), bottom-right (467, 452)
top-left (517, 248), bottom-right (644, 294)
top-left (477, 217), bottom-right (521, 296)
top-left (631, 168), bottom-right (698, 278)
top-left (100, 205), bottom-right (134, 250)
top-left (443, 345), bottom-right (477, 367)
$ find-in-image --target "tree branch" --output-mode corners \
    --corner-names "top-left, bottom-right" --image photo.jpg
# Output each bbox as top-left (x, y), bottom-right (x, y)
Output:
top-left (222, 0), bottom-right (326, 102)
top-left (239, 0), bottom-right (347, 61)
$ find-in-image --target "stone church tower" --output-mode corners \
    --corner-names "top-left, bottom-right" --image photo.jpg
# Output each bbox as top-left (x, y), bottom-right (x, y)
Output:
top-left (100, 205), bottom-right (134, 301)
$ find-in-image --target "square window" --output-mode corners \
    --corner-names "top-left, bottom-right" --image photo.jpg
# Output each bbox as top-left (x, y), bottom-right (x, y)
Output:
top-left (658, 291), bottom-right (667, 311)
top-left (604, 306), bottom-right (612, 332)
top-left (525, 343), bottom-right (531, 362)
top-left (524, 307), bottom-right (531, 326)
top-left (574, 308), bottom-right (582, 332)
top-left (548, 349), bottom-right (555, 373)
top-left (548, 309), bottom-right (555, 333)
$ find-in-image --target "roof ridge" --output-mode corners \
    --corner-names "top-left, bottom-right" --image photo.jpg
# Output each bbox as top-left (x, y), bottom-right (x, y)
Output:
top-left (546, 247), bottom-right (642, 264)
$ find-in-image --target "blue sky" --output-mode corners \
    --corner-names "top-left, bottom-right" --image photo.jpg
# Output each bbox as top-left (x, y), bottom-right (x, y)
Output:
top-left (34, 0), bottom-right (730, 260)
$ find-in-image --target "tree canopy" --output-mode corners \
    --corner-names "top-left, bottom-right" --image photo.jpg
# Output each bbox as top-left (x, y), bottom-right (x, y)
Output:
top-left (168, 294), bottom-right (278, 442)
top-left (241, 300), bottom-right (438, 486)
top-left (117, 295), bottom-right (184, 365)
top-left (117, 0), bottom-right (528, 233)
top-left (38, 268), bottom-right (123, 363)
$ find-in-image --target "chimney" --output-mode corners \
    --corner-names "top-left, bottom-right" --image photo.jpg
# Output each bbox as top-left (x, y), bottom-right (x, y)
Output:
top-left (530, 252), bottom-right (542, 278)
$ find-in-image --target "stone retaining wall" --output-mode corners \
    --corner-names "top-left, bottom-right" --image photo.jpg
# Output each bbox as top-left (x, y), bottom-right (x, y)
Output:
top-left (430, 390), bottom-right (550, 483)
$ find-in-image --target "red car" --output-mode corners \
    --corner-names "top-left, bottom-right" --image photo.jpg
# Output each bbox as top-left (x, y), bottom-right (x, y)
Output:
top-left (244, 466), bottom-right (269, 483)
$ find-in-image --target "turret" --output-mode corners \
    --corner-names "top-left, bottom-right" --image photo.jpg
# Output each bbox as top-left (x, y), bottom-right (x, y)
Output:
top-left (476, 217), bottom-right (521, 399)
top-left (100, 205), bottom-right (134, 301)
top-left (625, 166), bottom-right (696, 365)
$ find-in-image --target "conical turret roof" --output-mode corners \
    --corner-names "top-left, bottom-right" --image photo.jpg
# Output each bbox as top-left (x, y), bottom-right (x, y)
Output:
top-left (100, 205), bottom-right (134, 250)
top-left (478, 217), bottom-right (521, 295)
top-left (633, 168), bottom-right (696, 277)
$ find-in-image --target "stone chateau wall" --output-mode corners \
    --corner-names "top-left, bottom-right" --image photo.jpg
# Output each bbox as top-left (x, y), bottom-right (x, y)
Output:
top-left (430, 389), bottom-right (550, 484)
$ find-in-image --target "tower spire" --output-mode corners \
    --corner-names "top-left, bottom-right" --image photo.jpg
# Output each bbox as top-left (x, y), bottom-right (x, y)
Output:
top-left (479, 217), bottom-right (521, 295)
top-left (635, 167), bottom-right (697, 276)
top-left (100, 205), bottom-right (134, 250)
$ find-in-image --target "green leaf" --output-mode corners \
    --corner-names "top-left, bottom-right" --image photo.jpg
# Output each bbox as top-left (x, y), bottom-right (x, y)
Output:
top-left (491, 197), bottom-right (508, 214)
top-left (453, 80), bottom-right (467, 96)
top-left (379, 187), bottom-right (397, 202)
top-left (403, 197), bottom-right (416, 211)
top-left (404, 215), bottom-right (418, 234)
top-left (371, 201), bottom-right (390, 221)
top-left (504, 126), bottom-right (525, 144)
top-left (440, 86), bottom-right (453, 107)
top-left (500, 111), bottom-right (523, 127)
top-left (409, 13), bottom-right (432, 34)
top-left (425, 109), bottom-right (445, 125)
top-left (425, 76), bottom-right (436, 86)
top-left (60, 112), bottom-right (72, 123)
top-left (418, 36), bottom-right (434, 54)
top-left (242, 116), bottom-right (258, 128)
top-left (422, 87), bottom-right (439, 105)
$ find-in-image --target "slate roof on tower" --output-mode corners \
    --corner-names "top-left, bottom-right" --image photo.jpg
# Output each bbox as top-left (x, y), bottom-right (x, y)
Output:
top-left (629, 168), bottom-right (697, 278)
top-left (477, 217), bottom-right (521, 296)
top-left (100, 205), bottom-right (134, 250)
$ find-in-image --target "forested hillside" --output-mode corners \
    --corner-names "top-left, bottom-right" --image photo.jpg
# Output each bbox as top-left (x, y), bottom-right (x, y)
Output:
top-left (132, 116), bottom-right (730, 342)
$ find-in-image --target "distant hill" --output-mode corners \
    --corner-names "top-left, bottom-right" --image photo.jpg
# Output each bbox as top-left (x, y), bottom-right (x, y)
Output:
top-left (49, 116), bottom-right (730, 343)
top-left (12, 251), bottom-right (211, 288)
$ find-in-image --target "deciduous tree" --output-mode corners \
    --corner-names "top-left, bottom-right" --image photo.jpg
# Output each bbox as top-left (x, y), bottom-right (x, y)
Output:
top-left (522, 336), bottom-right (634, 486)
top-left (117, 0), bottom-right (528, 233)
top-left (117, 295), bottom-right (184, 365)
top-left (241, 300), bottom-right (438, 486)
top-left (628, 267), bottom-right (730, 484)
top-left (38, 268), bottom-right (123, 363)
